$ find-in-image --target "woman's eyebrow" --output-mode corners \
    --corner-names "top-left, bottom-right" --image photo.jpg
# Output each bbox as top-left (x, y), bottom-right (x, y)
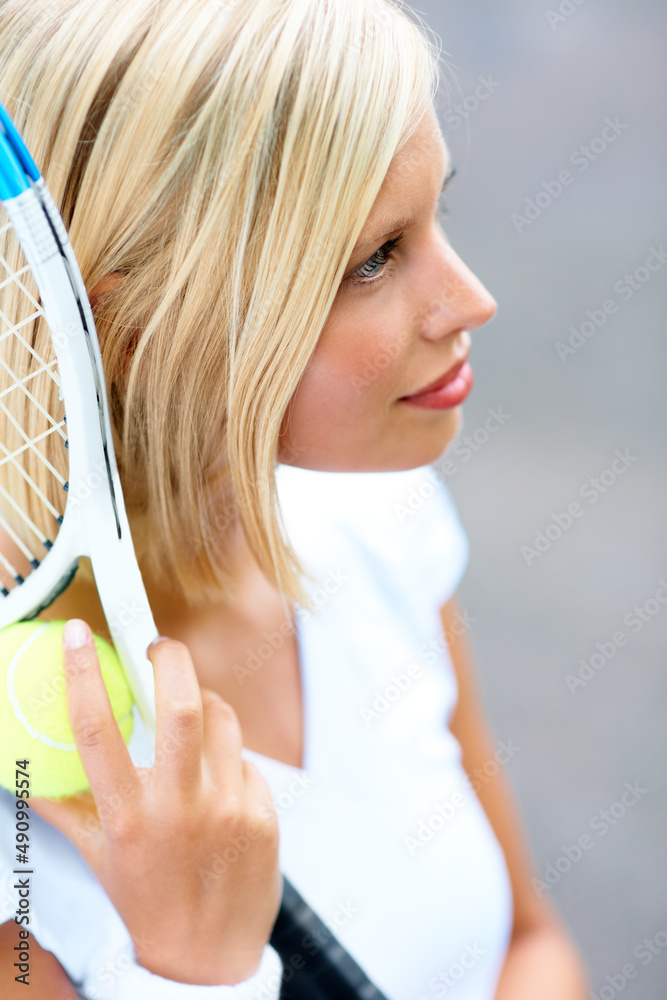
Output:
top-left (352, 164), bottom-right (455, 255)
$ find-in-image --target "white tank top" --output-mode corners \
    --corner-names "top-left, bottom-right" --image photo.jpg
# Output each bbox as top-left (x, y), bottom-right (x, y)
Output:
top-left (0, 463), bottom-right (513, 999)
top-left (245, 463), bottom-right (514, 1000)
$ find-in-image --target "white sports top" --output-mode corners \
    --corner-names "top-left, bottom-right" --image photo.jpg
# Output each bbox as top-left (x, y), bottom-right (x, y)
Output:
top-left (0, 463), bottom-right (513, 999)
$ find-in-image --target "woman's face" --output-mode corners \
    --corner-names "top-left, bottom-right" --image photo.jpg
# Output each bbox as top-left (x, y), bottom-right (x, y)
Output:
top-left (279, 105), bottom-right (497, 472)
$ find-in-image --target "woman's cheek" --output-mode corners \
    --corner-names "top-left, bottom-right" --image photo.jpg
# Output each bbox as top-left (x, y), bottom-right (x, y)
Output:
top-left (306, 317), bottom-right (395, 409)
top-left (342, 338), bottom-right (398, 407)
top-left (332, 309), bottom-right (409, 402)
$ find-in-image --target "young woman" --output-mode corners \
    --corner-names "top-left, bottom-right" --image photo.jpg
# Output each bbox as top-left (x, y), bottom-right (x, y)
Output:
top-left (0, 0), bottom-right (589, 996)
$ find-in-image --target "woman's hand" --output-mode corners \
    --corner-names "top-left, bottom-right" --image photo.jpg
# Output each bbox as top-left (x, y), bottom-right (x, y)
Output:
top-left (31, 620), bottom-right (282, 987)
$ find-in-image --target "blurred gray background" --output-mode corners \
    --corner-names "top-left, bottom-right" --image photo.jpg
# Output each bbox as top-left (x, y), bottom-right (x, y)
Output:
top-left (416, 1), bottom-right (666, 996)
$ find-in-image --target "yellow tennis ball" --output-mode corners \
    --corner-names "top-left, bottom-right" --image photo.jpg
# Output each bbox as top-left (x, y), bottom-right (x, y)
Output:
top-left (0, 620), bottom-right (134, 799)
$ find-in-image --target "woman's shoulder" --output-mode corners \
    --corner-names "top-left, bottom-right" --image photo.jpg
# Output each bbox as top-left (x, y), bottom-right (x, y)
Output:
top-left (276, 462), bottom-right (469, 612)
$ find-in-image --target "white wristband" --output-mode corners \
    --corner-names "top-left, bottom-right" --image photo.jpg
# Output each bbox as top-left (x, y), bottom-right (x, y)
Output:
top-left (82, 942), bottom-right (284, 1000)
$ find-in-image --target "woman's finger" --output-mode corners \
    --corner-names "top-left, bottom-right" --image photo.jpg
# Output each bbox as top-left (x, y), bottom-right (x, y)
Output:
top-left (61, 619), bottom-right (140, 814)
top-left (200, 687), bottom-right (245, 789)
top-left (148, 637), bottom-right (204, 794)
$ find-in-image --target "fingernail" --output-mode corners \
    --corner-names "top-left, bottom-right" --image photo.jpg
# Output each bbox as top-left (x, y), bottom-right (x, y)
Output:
top-left (148, 635), bottom-right (171, 649)
top-left (63, 619), bottom-right (90, 649)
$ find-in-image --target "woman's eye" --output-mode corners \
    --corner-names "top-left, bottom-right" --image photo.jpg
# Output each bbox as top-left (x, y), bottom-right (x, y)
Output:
top-left (349, 233), bottom-right (405, 288)
top-left (436, 166), bottom-right (456, 222)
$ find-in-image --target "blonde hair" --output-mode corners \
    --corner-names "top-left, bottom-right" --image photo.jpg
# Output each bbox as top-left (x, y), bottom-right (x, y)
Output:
top-left (0, 0), bottom-right (440, 609)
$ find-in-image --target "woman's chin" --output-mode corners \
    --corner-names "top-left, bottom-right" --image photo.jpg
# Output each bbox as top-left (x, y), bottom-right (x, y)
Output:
top-left (277, 404), bottom-right (465, 472)
top-left (406, 405), bottom-right (464, 470)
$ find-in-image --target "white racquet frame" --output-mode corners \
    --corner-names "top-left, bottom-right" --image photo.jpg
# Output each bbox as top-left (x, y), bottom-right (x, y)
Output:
top-left (0, 103), bottom-right (157, 750)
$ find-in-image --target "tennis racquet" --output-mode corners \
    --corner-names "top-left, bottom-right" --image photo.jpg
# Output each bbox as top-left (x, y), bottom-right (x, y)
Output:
top-left (270, 877), bottom-right (390, 999)
top-left (0, 101), bottom-right (158, 746)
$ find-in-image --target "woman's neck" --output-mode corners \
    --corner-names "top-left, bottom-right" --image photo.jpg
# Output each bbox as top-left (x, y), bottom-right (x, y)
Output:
top-left (42, 531), bottom-right (292, 654)
top-left (41, 533), bottom-right (303, 764)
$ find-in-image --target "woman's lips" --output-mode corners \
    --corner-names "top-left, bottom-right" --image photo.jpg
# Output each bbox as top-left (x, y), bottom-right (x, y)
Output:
top-left (399, 359), bottom-right (474, 410)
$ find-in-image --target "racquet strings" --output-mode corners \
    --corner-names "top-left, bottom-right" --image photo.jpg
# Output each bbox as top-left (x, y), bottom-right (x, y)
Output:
top-left (0, 209), bottom-right (68, 598)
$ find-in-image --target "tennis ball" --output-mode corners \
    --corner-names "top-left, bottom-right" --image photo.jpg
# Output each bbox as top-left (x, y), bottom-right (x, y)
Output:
top-left (0, 619), bottom-right (134, 799)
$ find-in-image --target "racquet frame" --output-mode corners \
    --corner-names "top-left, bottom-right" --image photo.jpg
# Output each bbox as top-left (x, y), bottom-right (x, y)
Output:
top-left (0, 103), bottom-right (157, 744)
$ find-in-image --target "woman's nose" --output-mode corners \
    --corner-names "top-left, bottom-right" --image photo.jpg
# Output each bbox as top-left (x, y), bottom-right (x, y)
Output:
top-left (419, 245), bottom-right (497, 342)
